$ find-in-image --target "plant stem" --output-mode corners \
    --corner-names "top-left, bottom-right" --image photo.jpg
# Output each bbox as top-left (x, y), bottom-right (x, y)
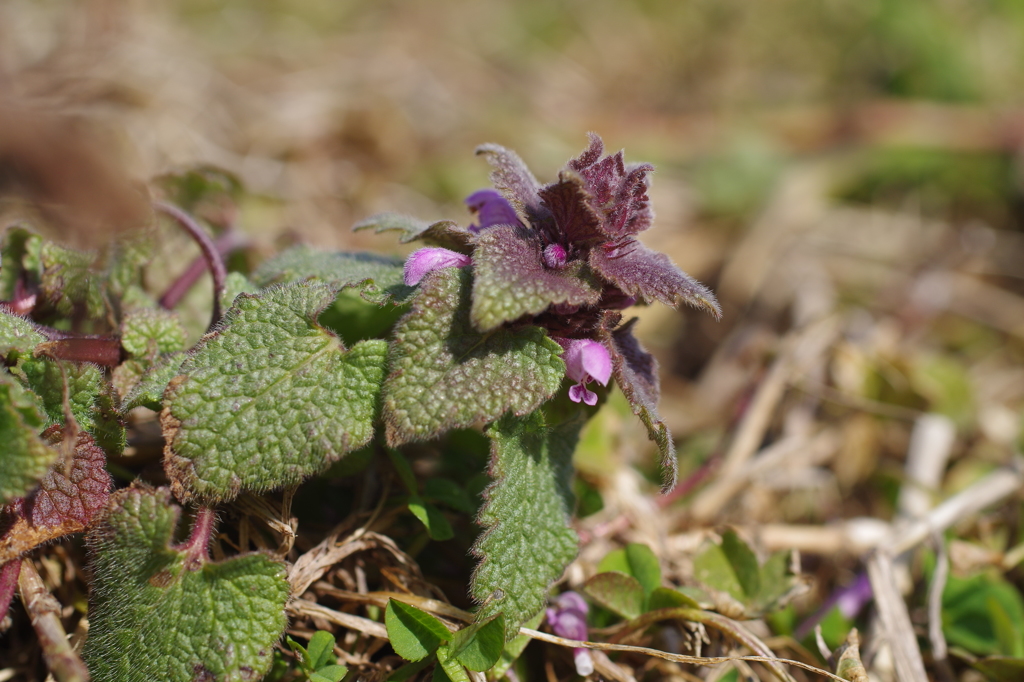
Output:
top-left (177, 506), bottom-right (218, 570)
top-left (0, 559), bottom-right (20, 625)
top-left (35, 337), bottom-right (123, 366)
top-left (611, 607), bottom-right (796, 682)
top-left (17, 558), bottom-right (90, 682)
top-left (153, 201), bottom-right (227, 330)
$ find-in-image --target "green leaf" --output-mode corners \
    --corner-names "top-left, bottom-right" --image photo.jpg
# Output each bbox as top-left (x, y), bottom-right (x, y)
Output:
top-left (435, 645), bottom-right (472, 682)
top-left (220, 271), bottom-right (255, 312)
top-left (385, 599), bottom-right (451, 662)
top-left (0, 309), bottom-right (44, 361)
top-left (382, 268), bottom-right (564, 446)
top-left (83, 486), bottom-right (290, 682)
top-left (353, 213), bottom-right (473, 253)
top-left (119, 352), bottom-right (185, 413)
top-left (487, 610), bottom-right (542, 680)
top-left (253, 246), bottom-right (413, 305)
top-left (944, 570), bottom-right (1024, 656)
top-left (450, 614), bottom-right (505, 672)
top-left (307, 631), bottom-right (338, 670)
top-left (471, 411), bottom-right (581, 636)
top-left (721, 529), bottom-right (761, 599)
top-left (647, 587), bottom-right (703, 611)
top-left (424, 478), bottom-right (476, 515)
top-left (596, 543), bottom-right (661, 600)
top-left (310, 665), bottom-right (348, 682)
top-left (16, 357), bottom-right (125, 453)
top-left (0, 373), bottom-right (56, 505)
top-left (693, 540), bottom-right (747, 604)
top-left (163, 282), bottom-right (387, 502)
top-left (121, 308), bottom-right (188, 359)
top-left (470, 224), bottom-right (600, 332)
top-left (971, 657), bottom-right (1024, 682)
top-left (0, 227), bottom-right (42, 301)
top-left (39, 241), bottom-right (104, 319)
top-left (582, 572), bottom-right (645, 620)
top-left (408, 497), bottom-right (454, 541)
top-left (387, 448), bottom-right (419, 493)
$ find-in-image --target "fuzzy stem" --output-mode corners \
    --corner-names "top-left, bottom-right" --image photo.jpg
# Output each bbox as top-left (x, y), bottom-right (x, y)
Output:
top-left (17, 558), bottom-right (90, 682)
top-left (153, 201), bottom-right (227, 330)
top-left (35, 337), bottom-right (123, 366)
top-left (177, 506), bottom-right (217, 571)
top-left (0, 559), bottom-right (20, 625)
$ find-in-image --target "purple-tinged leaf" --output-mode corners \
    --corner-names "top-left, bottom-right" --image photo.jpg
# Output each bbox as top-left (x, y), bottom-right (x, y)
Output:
top-left (537, 173), bottom-right (605, 246)
top-left (0, 432), bottom-right (112, 564)
top-left (566, 133), bottom-right (655, 238)
top-left (589, 240), bottom-right (721, 319)
top-left (470, 224), bottom-right (601, 332)
top-left (597, 315), bottom-right (677, 491)
top-left (475, 144), bottom-right (545, 223)
top-left (29, 431), bottom-right (112, 529)
top-left (353, 213), bottom-right (473, 253)
top-left (382, 268), bottom-right (565, 446)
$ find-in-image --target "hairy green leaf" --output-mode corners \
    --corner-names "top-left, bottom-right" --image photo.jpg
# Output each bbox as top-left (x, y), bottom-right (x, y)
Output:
top-left (0, 309), bottom-right (45, 361)
top-left (385, 599), bottom-right (451, 662)
top-left (83, 485), bottom-right (289, 682)
top-left (471, 411), bottom-right (581, 637)
top-left (352, 213), bottom-right (473, 253)
top-left (15, 357), bottom-right (125, 454)
top-left (39, 241), bottom-right (104, 318)
top-left (383, 268), bottom-right (564, 446)
top-left (121, 308), bottom-right (187, 359)
top-left (0, 373), bottom-right (55, 505)
top-left (470, 224), bottom-right (600, 332)
top-left (118, 352), bottom-right (185, 413)
top-left (253, 245), bottom-right (412, 304)
top-left (164, 282), bottom-right (387, 502)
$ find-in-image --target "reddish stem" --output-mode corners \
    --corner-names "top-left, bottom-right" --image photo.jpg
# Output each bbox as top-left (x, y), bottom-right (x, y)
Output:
top-left (158, 230), bottom-right (245, 315)
top-left (35, 337), bottom-right (123, 366)
top-left (176, 506), bottom-right (217, 570)
top-left (153, 201), bottom-right (227, 330)
top-left (0, 559), bottom-right (20, 624)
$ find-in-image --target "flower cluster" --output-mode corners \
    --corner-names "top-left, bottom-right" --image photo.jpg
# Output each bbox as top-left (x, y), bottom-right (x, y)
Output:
top-left (405, 133), bottom-right (718, 403)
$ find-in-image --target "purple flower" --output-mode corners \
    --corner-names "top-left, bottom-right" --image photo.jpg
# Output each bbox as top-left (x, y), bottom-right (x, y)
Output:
top-left (476, 134), bottom-right (721, 319)
top-left (403, 247), bottom-right (472, 286)
top-left (465, 189), bottom-right (521, 233)
top-left (556, 338), bottom-right (612, 406)
top-left (546, 592), bottom-right (594, 677)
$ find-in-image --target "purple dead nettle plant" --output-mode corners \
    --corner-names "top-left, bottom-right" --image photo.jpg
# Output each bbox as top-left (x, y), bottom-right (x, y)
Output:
top-left (405, 133), bottom-right (721, 487)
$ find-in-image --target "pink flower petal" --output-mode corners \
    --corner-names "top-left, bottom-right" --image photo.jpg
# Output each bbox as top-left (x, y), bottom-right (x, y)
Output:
top-left (560, 338), bottom-right (612, 386)
top-left (568, 383), bottom-right (598, 406)
top-left (403, 248), bottom-right (472, 286)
